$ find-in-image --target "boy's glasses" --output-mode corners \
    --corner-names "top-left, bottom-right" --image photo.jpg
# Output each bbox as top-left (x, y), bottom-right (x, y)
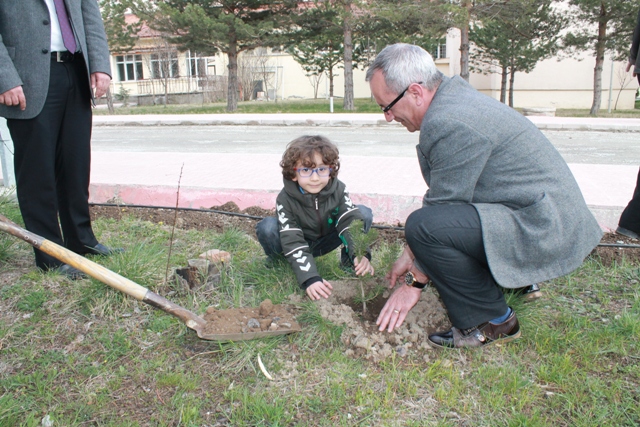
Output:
top-left (295, 167), bottom-right (332, 177)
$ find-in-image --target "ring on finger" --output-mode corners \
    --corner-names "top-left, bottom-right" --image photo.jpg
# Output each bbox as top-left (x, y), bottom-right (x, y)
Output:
top-left (393, 309), bottom-right (400, 314)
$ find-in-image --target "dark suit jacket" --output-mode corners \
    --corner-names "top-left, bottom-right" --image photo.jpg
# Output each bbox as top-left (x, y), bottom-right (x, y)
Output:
top-left (417, 76), bottom-right (603, 288)
top-left (631, 8), bottom-right (640, 75)
top-left (0, 0), bottom-right (111, 119)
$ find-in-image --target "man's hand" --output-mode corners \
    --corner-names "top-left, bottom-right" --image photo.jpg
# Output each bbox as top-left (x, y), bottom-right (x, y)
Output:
top-left (306, 279), bottom-right (333, 300)
top-left (354, 256), bottom-right (374, 276)
top-left (0, 86), bottom-right (26, 110)
top-left (91, 72), bottom-right (111, 98)
top-left (376, 283), bottom-right (421, 333)
top-left (626, 61), bottom-right (637, 77)
top-left (385, 247), bottom-right (414, 289)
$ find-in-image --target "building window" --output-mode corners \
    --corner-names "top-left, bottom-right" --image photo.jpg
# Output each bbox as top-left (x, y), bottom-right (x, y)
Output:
top-left (116, 54), bottom-right (144, 81)
top-left (186, 51), bottom-right (208, 77)
top-left (150, 52), bottom-right (179, 79)
top-left (432, 40), bottom-right (447, 59)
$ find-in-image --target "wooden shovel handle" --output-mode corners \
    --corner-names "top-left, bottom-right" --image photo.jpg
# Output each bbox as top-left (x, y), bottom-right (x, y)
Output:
top-left (0, 215), bottom-right (205, 331)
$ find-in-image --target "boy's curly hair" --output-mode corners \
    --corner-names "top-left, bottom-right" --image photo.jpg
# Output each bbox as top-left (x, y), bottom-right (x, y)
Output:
top-left (280, 135), bottom-right (341, 180)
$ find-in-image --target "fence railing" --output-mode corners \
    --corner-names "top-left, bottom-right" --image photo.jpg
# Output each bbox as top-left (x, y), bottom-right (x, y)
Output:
top-left (136, 76), bottom-right (227, 102)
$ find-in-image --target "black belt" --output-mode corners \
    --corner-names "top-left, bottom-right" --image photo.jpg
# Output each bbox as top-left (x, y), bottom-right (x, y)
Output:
top-left (51, 51), bottom-right (79, 62)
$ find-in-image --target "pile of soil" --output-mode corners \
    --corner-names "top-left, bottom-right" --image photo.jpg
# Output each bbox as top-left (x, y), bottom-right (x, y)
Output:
top-left (89, 203), bottom-right (640, 358)
top-left (201, 299), bottom-right (300, 337)
top-left (290, 277), bottom-right (450, 363)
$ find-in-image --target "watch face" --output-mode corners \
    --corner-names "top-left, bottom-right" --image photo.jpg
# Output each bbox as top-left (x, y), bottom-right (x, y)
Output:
top-left (405, 272), bottom-right (414, 286)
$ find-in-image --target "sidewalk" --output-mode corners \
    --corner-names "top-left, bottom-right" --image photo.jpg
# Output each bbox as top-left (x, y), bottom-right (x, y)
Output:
top-left (3, 114), bottom-right (639, 231)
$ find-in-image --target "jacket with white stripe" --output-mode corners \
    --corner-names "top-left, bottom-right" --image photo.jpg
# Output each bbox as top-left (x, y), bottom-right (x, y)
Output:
top-left (276, 177), bottom-right (363, 288)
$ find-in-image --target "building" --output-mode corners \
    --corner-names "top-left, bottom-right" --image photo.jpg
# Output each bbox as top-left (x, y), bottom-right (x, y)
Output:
top-left (108, 15), bottom-right (637, 111)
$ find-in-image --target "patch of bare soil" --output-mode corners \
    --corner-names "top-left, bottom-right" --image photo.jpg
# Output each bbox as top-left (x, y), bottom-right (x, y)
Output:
top-left (89, 202), bottom-right (406, 245)
top-left (201, 299), bottom-right (300, 337)
top-left (592, 232), bottom-right (640, 266)
top-left (91, 203), bottom-right (640, 266)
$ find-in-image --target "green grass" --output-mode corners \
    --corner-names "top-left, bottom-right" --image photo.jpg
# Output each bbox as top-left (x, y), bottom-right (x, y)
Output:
top-left (555, 108), bottom-right (640, 118)
top-left (94, 97), bottom-right (383, 115)
top-left (0, 203), bottom-right (639, 426)
top-left (94, 96), bottom-right (640, 117)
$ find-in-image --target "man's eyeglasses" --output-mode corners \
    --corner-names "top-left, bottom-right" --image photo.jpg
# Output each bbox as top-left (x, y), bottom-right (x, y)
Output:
top-left (295, 167), bottom-right (332, 178)
top-left (381, 82), bottom-right (424, 113)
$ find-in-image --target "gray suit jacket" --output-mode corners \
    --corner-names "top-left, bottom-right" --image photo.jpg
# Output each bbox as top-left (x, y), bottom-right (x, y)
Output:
top-left (0, 0), bottom-right (111, 119)
top-left (417, 76), bottom-right (603, 288)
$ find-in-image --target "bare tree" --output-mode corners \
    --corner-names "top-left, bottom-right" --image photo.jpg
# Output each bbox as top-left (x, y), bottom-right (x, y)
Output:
top-left (307, 73), bottom-right (323, 99)
top-left (144, 38), bottom-right (179, 106)
top-left (237, 51), bottom-right (262, 101)
top-left (615, 61), bottom-right (633, 110)
top-left (237, 48), bottom-right (277, 101)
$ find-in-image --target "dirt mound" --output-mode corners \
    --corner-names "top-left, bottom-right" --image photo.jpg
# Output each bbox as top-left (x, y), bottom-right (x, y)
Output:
top-left (293, 277), bottom-right (450, 363)
top-left (201, 300), bottom-right (300, 339)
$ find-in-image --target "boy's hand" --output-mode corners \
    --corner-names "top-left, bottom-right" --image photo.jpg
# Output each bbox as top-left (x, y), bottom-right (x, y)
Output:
top-left (306, 279), bottom-right (333, 300)
top-left (354, 256), bottom-right (374, 276)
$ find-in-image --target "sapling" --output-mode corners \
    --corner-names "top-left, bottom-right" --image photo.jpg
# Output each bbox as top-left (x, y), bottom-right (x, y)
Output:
top-left (348, 219), bottom-right (378, 315)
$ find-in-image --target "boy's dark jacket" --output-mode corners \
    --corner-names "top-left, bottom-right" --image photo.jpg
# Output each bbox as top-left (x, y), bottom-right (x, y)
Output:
top-left (276, 177), bottom-right (363, 288)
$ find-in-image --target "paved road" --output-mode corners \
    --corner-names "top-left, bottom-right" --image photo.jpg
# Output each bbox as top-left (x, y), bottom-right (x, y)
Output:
top-left (91, 126), bottom-right (640, 164)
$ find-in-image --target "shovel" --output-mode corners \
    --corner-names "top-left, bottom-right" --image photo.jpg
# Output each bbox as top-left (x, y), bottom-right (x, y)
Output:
top-left (0, 214), bottom-right (300, 341)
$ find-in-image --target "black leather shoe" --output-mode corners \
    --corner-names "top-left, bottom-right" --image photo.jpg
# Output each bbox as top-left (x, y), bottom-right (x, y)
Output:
top-left (428, 309), bottom-right (521, 349)
top-left (54, 264), bottom-right (86, 280)
top-left (505, 283), bottom-right (542, 302)
top-left (86, 243), bottom-right (124, 256)
top-left (616, 226), bottom-right (640, 240)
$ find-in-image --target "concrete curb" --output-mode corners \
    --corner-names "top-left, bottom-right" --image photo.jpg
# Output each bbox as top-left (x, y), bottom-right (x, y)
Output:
top-left (93, 114), bottom-right (396, 128)
top-left (92, 114), bottom-right (640, 131)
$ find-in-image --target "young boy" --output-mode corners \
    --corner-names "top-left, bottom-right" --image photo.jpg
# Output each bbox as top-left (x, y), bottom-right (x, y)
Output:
top-left (256, 135), bottom-right (374, 300)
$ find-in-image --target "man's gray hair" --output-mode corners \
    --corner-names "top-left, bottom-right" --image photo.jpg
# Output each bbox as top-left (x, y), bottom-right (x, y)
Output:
top-left (365, 43), bottom-right (443, 93)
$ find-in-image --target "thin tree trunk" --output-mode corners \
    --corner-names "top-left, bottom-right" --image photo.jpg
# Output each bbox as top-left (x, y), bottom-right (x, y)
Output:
top-left (500, 66), bottom-right (508, 104)
top-left (343, 0), bottom-right (354, 110)
top-left (590, 3), bottom-right (608, 116)
top-left (459, 1), bottom-right (471, 82)
top-left (164, 75), bottom-right (168, 107)
top-left (106, 86), bottom-right (114, 114)
top-left (509, 66), bottom-right (515, 108)
top-left (227, 35), bottom-right (239, 112)
top-left (329, 68), bottom-right (334, 98)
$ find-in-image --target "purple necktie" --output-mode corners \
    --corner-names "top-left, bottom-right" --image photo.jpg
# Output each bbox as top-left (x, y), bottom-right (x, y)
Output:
top-left (52, 0), bottom-right (77, 53)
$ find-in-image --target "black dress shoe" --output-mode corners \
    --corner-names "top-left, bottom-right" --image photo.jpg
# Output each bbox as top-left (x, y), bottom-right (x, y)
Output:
top-left (505, 283), bottom-right (542, 302)
top-left (428, 308), bottom-right (521, 349)
top-left (86, 243), bottom-right (124, 256)
top-left (616, 226), bottom-right (640, 240)
top-left (54, 264), bottom-right (86, 280)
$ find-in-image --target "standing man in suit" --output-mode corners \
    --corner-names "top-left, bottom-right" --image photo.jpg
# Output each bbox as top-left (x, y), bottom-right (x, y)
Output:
top-left (0, 0), bottom-right (119, 279)
top-left (625, 7), bottom-right (640, 86)
top-left (366, 43), bottom-right (602, 349)
top-left (616, 7), bottom-right (640, 240)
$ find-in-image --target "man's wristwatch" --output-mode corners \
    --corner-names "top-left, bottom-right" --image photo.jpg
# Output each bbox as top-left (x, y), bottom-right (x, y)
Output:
top-left (405, 271), bottom-right (428, 289)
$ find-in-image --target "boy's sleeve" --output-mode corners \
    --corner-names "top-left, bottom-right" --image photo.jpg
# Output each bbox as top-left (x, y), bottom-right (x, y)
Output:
top-left (276, 199), bottom-right (321, 289)
top-left (334, 186), bottom-right (366, 263)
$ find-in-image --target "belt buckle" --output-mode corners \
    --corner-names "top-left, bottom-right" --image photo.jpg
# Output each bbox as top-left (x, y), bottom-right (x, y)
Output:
top-left (56, 52), bottom-right (73, 62)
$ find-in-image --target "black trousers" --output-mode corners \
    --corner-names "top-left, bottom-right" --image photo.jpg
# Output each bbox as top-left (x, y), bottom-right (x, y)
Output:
top-left (7, 56), bottom-right (98, 270)
top-left (618, 167), bottom-right (640, 234)
top-left (405, 204), bottom-right (507, 329)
